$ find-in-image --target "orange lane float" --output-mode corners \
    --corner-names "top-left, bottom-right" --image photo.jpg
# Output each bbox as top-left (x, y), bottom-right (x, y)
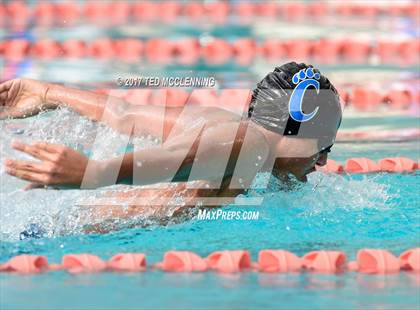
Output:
top-left (1, 248), bottom-right (419, 274)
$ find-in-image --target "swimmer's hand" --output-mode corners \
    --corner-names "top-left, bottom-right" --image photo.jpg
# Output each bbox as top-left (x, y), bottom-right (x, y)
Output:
top-left (0, 79), bottom-right (57, 119)
top-left (4, 141), bottom-right (103, 189)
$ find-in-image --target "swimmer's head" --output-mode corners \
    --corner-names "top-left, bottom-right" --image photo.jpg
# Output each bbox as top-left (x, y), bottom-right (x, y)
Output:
top-left (248, 62), bottom-right (342, 181)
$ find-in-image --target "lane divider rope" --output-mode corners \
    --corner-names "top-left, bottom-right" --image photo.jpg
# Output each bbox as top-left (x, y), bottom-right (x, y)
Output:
top-left (1, 38), bottom-right (419, 66)
top-left (92, 87), bottom-right (419, 112)
top-left (316, 157), bottom-right (419, 173)
top-left (1, 1), bottom-right (418, 28)
top-left (1, 248), bottom-right (418, 274)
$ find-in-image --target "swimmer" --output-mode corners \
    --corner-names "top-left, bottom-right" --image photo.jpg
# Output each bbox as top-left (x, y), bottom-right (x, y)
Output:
top-left (0, 62), bottom-right (342, 231)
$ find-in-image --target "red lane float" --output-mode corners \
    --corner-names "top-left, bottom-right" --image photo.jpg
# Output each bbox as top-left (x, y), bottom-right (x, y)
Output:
top-left (55, 2), bottom-right (79, 25)
top-left (303, 251), bottom-right (347, 273)
top-left (144, 39), bottom-right (175, 64)
top-left (385, 90), bottom-right (413, 109)
top-left (174, 38), bottom-right (200, 65)
top-left (34, 2), bottom-right (55, 27)
top-left (345, 158), bottom-right (380, 173)
top-left (350, 88), bottom-right (383, 110)
top-left (378, 158), bottom-right (417, 173)
top-left (61, 39), bottom-right (86, 58)
top-left (108, 1), bottom-right (131, 25)
top-left (155, 251), bottom-right (207, 272)
top-left (108, 253), bottom-right (146, 272)
top-left (0, 255), bottom-right (48, 273)
top-left (318, 157), bottom-right (418, 174)
top-left (133, 1), bottom-right (158, 23)
top-left (1, 38), bottom-right (418, 66)
top-left (206, 250), bottom-right (252, 273)
top-left (202, 39), bottom-right (233, 65)
top-left (184, 2), bottom-right (205, 21)
top-left (348, 249), bottom-right (400, 274)
top-left (5, 1), bottom-right (30, 30)
top-left (399, 248), bottom-right (420, 272)
top-left (158, 1), bottom-right (181, 23)
top-left (1, 248), bottom-right (419, 274)
top-left (259, 40), bottom-right (287, 62)
top-left (206, 1), bottom-right (229, 24)
top-left (258, 250), bottom-right (302, 273)
top-left (114, 39), bottom-right (143, 62)
top-left (2, 39), bottom-right (29, 61)
top-left (316, 159), bottom-right (344, 173)
top-left (30, 39), bottom-right (62, 60)
top-left (337, 128), bottom-right (420, 142)
top-left (232, 38), bottom-right (257, 66)
top-left (61, 254), bottom-right (107, 273)
top-left (88, 38), bottom-right (115, 59)
top-left (97, 86), bottom-right (418, 113)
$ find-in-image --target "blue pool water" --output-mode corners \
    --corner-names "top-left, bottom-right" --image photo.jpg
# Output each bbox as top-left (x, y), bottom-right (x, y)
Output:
top-left (1, 0), bottom-right (419, 307)
top-left (0, 109), bottom-right (419, 309)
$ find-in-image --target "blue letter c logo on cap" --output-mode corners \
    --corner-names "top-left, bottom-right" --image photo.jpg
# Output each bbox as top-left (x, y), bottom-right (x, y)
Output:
top-left (289, 68), bottom-right (320, 122)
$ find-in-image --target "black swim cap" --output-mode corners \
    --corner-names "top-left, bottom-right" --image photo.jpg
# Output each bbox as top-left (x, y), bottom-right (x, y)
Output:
top-left (248, 62), bottom-right (342, 151)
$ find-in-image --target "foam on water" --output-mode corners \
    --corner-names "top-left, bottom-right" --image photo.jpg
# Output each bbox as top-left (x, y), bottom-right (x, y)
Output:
top-left (0, 109), bottom-right (161, 240)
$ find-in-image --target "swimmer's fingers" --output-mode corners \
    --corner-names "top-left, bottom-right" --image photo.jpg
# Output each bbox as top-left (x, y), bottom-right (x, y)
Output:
top-left (0, 80), bottom-right (18, 109)
top-left (4, 166), bottom-right (51, 185)
top-left (0, 109), bottom-right (25, 120)
top-left (0, 80), bottom-right (13, 116)
top-left (0, 80), bottom-right (13, 92)
top-left (24, 183), bottom-right (44, 190)
top-left (0, 80), bottom-right (13, 102)
top-left (11, 141), bottom-right (61, 161)
top-left (4, 159), bottom-right (47, 172)
top-left (0, 92), bottom-right (8, 104)
top-left (32, 141), bottom-right (67, 154)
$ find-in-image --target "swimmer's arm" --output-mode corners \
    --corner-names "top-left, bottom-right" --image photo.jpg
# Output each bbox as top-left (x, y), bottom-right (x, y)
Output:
top-left (46, 83), bottom-right (124, 121)
top-left (0, 79), bottom-right (179, 137)
top-left (46, 84), bottom-right (178, 138)
top-left (103, 125), bottom-right (269, 186)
